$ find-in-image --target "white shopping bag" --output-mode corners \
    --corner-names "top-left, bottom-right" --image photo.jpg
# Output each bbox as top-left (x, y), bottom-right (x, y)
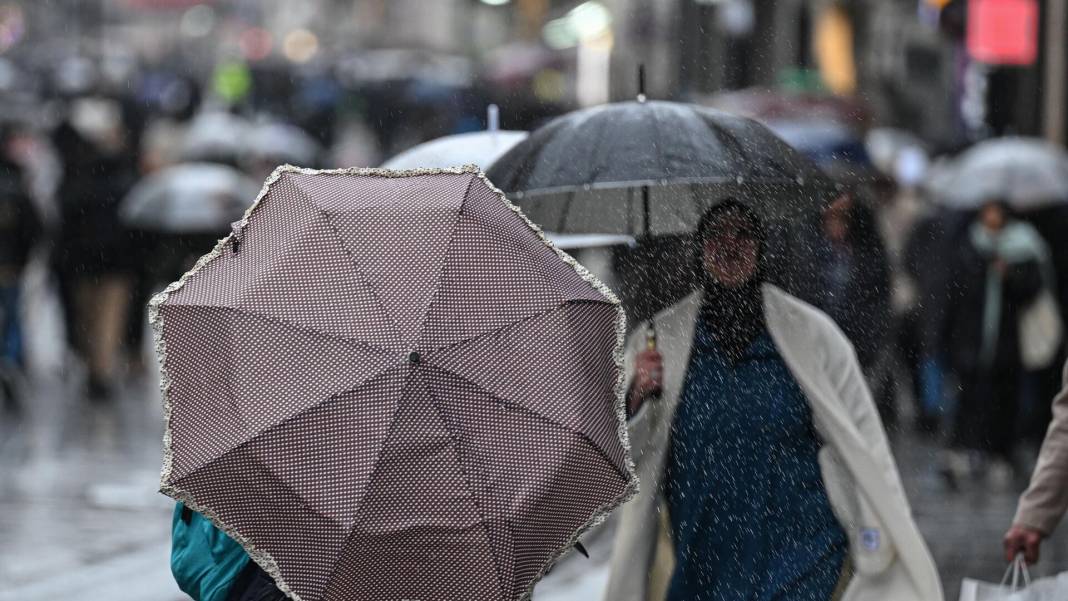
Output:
top-left (960, 556), bottom-right (1068, 601)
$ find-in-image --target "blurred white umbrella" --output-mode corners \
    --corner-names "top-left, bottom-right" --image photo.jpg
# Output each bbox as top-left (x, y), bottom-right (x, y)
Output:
top-left (120, 163), bottom-right (260, 234)
top-left (179, 112), bottom-right (251, 163)
top-left (381, 130), bottom-right (528, 171)
top-left (926, 137), bottom-right (1068, 210)
top-left (247, 122), bottom-right (321, 166)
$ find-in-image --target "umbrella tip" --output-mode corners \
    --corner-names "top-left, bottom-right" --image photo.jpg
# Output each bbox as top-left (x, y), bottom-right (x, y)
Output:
top-left (637, 64), bottom-right (647, 103)
top-left (487, 104), bottom-right (500, 132)
top-left (575, 541), bottom-right (589, 558)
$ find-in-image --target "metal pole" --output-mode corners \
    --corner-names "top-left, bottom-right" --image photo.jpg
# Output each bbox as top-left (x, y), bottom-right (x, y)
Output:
top-left (1044, 0), bottom-right (1066, 144)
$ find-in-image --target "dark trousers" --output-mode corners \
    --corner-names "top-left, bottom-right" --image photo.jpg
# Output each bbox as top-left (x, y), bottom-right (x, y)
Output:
top-left (227, 561), bottom-right (287, 601)
top-left (951, 365), bottom-right (1020, 460)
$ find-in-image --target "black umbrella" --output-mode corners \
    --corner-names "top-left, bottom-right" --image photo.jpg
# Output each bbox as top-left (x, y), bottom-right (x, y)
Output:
top-left (487, 99), bottom-right (837, 321)
top-left (487, 100), bottom-right (836, 235)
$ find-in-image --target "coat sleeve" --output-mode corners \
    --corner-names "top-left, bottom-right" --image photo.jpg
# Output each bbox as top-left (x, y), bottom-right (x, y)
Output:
top-left (1014, 359), bottom-right (1068, 534)
top-left (821, 316), bottom-right (911, 510)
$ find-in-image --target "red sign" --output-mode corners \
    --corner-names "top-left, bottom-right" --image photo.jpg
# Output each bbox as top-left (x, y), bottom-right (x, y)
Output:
top-left (967, 0), bottom-right (1039, 65)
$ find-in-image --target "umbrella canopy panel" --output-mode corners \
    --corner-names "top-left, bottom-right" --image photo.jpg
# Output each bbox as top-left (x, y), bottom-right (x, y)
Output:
top-left (151, 166), bottom-right (634, 601)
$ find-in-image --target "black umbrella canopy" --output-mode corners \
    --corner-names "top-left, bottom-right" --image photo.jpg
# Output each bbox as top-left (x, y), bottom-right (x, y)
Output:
top-left (487, 100), bottom-right (838, 234)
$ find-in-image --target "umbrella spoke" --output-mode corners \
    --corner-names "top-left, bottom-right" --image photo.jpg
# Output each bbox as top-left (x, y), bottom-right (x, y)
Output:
top-left (290, 171), bottom-right (470, 346)
top-left (326, 369), bottom-right (505, 600)
top-left (419, 178), bottom-right (605, 350)
top-left (421, 364), bottom-right (627, 598)
top-left (425, 301), bottom-right (625, 471)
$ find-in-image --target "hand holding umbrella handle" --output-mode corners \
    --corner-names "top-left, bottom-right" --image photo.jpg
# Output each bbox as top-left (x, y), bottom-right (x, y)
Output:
top-left (628, 327), bottom-right (663, 417)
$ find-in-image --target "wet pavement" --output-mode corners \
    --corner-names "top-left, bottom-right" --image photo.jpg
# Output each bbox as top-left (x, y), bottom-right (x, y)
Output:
top-left (2, 267), bottom-right (1067, 600)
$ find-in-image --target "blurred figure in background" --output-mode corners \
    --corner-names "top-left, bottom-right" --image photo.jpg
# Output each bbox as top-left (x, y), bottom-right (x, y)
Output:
top-left (0, 124), bottom-right (41, 413)
top-left (943, 201), bottom-right (1051, 485)
top-left (51, 96), bottom-right (140, 401)
top-left (807, 192), bottom-right (894, 423)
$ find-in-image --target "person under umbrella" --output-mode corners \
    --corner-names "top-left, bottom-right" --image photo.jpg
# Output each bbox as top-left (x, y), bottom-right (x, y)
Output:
top-left (607, 201), bottom-right (942, 601)
top-left (941, 201), bottom-right (1053, 486)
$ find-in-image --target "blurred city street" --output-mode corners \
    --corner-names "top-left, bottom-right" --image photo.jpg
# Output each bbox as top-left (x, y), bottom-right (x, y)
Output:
top-left (0, 0), bottom-right (1068, 600)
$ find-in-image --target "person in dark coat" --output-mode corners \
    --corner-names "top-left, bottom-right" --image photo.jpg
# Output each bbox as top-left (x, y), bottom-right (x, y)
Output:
top-left (804, 192), bottom-right (894, 421)
top-left (51, 98), bottom-right (140, 401)
top-left (944, 201), bottom-right (1046, 482)
top-left (0, 129), bottom-right (41, 413)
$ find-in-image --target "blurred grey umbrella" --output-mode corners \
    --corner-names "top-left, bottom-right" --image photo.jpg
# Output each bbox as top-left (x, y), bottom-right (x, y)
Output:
top-left (120, 163), bottom-right (260, 234)
top-left (925, 137), bottom-right (1068, 210)
top-left (179, 111), bottom-right (251, 164)
top-left (247, 121), bottom-right (321, 166)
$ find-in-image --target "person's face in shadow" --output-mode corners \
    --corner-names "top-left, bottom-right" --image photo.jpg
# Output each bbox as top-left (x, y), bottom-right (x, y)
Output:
top-left (702, 209), bottom-right (760, 289)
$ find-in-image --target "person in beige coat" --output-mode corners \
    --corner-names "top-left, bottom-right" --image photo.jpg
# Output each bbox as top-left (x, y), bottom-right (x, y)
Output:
top-left (1003, 359), bottom-right (1068, 564)
top-left (606, 202), bottom-right (943, 601)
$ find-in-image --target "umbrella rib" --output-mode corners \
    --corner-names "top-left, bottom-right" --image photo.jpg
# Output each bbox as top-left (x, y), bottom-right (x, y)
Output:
top-left (167, 302), bottom-right (398, 356)
top-left (420, 367), bottom-right (511, 601)
top-left (411, 174), bottom-right (477, 345)
top-left (420, 362), bottom-right (629, 484)
top-left (285, 176), bottom-right (407, 345)
top-left (424, 298), bottom-right (613, 358)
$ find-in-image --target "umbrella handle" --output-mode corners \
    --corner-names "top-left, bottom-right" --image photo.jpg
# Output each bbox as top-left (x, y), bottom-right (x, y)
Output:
top-left (646, 327), bottom-right (657, 351)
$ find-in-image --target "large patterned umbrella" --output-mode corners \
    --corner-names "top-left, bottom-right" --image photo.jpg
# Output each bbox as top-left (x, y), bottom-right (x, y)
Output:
top-left (150, 165), bottom-right (635, 601)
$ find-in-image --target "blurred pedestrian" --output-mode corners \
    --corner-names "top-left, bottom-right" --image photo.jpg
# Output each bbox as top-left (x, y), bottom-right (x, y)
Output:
top-left (943, 201), bottom-right (1050, 485)
top-left (0, 126), bottom-right (41, 413)
top-left (807, 192), bottom-right (894, 423)
top-left (607, 202), bottom-right (942, 601)
top-left (1003, 359), bottom-right (1068, 565)
top-left (51, 96), bottom-right (140, 401)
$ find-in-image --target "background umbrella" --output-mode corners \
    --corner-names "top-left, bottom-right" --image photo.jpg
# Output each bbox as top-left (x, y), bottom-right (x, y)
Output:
top-left (151, 166), bottom-right (635, 601)
top-left (487, 99), bottom-right (837, 322)
top-left (382, 105), bottom-right (528, 171)
top-left (247, 121), bottom-right (322, 166)
top-left (179, 111), bottom-right (251, 164)
top-left (119, 162), bottom-right (260, 234)
top-left (381, 130), bottom-right (527, 171)
top-left (924, 137), bottom-right (1068, 210)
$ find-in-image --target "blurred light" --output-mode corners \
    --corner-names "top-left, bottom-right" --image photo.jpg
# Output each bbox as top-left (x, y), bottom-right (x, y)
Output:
top-left (283, 29), bottom-right (319, 63)
top-left (541, 2), bottom-right (612, 49)
top-left (179, 5), bottom-right (215, 38)
top-left (542, 18), bottom-right (577, 49)
top-left (480, 0), bottom-right (511, 4)
top-left (532, 68), bottom-right (566, 102)
top-left (213, 61), bottom-right (252, 104)
top-left (0, 4), bottom-right (25, 54)
top-left (240, 27), bottom-right (274, 61)
top-left (569, 1), bottom-right (611, 40)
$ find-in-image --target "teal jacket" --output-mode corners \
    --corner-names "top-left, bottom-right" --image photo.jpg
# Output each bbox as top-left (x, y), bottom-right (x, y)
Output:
top-left (171, 503), bottom-right (250, 601)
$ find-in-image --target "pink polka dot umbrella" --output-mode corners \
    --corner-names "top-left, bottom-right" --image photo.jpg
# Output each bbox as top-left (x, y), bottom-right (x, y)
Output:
top-left (150, 165), bottom-right (636, 601)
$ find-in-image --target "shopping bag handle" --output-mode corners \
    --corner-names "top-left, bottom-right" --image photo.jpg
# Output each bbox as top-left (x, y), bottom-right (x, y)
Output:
top-left (1000, 554), bottom-right (1032, 591)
